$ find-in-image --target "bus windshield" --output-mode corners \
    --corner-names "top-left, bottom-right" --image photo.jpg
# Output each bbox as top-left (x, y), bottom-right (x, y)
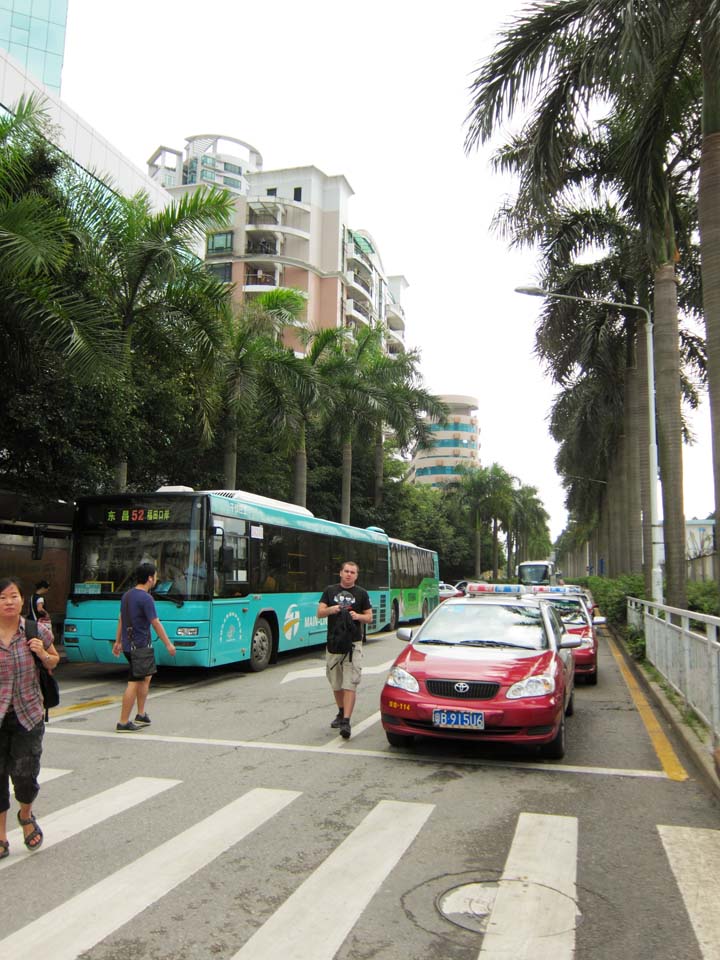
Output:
top-left (71, 496), bottom-right (209, 600)
top-left (518, 562), bottom-right (554, 586)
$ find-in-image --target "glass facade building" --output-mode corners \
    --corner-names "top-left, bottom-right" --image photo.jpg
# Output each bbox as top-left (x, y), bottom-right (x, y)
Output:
top-left (0, 0), bottom-right (67, 95)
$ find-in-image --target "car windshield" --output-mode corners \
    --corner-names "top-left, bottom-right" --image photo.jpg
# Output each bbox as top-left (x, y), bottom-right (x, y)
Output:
top-left (547, 599), bottom-right (588, 625)
top-left (416, 602), bottom-right (549, 650)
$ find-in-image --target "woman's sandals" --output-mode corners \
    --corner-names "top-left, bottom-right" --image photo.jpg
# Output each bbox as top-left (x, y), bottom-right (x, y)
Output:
top-left (17, 811), bottom-right (43, 850)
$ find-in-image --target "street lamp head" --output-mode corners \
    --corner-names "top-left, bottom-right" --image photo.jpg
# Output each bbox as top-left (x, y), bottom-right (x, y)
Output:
top-left (514, 285), bottom-right (547, 297)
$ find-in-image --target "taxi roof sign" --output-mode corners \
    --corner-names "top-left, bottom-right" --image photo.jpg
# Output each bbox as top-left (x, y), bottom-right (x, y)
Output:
top-left (466, 583), bottom-right (526, 594)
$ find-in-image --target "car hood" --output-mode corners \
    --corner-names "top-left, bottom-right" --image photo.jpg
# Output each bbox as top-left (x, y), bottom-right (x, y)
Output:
top-left (397, 642), bottom-right (556, 684)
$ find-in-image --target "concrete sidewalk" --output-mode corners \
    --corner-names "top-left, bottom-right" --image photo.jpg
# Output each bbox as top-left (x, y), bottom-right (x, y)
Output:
top-left (610, 626), bottom-right (720, 801)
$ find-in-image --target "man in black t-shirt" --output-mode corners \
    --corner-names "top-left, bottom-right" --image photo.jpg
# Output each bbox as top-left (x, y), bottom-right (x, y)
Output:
top-left (317, 561), bottom-right (373, 740)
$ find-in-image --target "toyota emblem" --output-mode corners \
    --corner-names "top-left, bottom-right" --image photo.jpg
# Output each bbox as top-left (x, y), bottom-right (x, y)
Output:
top-left (454, 681), bottom-right (470, 693)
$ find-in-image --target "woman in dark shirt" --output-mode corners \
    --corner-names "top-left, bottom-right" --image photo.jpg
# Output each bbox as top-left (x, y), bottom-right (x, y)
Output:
top-left (0, 577), bottom-right (59, 858)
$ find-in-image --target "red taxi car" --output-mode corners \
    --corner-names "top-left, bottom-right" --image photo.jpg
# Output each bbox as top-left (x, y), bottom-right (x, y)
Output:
top-left (528, 587), bottom-right (605, 685)
top-left (380, 587), bottom-right (580, 759)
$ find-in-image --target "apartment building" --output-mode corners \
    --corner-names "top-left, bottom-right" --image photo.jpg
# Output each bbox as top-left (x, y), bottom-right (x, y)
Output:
top-left (147, 134), bottom-right (407, 354)
top-left (0, 0), bottom-right (67, 95)
top-left (408, 394), bottom-right (480, 486)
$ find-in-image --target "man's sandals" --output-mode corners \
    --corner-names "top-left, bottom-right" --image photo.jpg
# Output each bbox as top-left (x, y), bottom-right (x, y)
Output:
top-left (17, 811), bottom-right (43, 850)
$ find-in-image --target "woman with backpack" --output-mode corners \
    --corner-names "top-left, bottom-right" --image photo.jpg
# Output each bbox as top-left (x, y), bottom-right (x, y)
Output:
top-left (0, 576), bottom-right (59, 859)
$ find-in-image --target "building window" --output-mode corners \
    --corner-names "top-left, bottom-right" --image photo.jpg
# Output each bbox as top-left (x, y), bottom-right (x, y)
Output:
top-left (207, 231), bottom-right (234, 255)
top-left (201, 155), bottom-right (218, 167)
top-left (224, 162), bottom-right (242, 175)
top-left (201, 170), bottom-right (216, 182)
top-left (266, 188), bottom-right (277, 196)
top-left (223, 176), bottom-right (241, 188)
top-left (293, 187), bottom-right (302, 202)
top-left (206, 262), bottom-right (233, 282)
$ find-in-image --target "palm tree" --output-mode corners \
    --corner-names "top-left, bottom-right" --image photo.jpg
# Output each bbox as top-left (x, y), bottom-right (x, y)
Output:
top-left (0, 95), bottom-right (123, 379)
top-left (466, 7), bottom-right (704, 604)
top-left (456, 463), bottom-right (516, 580)
top-left (71, 181), bottom-right (236, 488)
top-left (219, 287), bottom-right (308, 489)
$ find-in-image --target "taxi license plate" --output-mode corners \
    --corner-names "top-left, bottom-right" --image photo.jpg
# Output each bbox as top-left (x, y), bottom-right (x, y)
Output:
top-left (432, 709), bottom-right (485, 729)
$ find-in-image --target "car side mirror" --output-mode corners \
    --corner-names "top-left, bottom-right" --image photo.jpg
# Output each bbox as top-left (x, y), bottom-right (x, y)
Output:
top-left (397, 627), bottom-right (413, 642)
top-left (559, 637), bottom-right (582, 649)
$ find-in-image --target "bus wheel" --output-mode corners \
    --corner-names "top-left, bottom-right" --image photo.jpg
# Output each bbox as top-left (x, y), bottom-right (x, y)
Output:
top-left (389, 601), bottom-right (399, 632)
top-left (249, 617), bottom-right (273, 672)
top-left (421, 600), bottom-right (429, 621)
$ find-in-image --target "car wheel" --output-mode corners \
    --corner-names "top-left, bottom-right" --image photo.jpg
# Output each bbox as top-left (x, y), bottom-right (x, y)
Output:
top-left (541, 714), bottom-right (566, 760)
top-left (565, 689), bottom-right (574, 716)
top-left (421, 600), bottom-right (429, 621)
top-left (389, 601), bottom-right (399, 632)
top-left (386, 730), bottom-right (414, 748)
top-left (248, 617), bottom-right (273, 672)
top-left (586, 668), bottom-right (598, 686)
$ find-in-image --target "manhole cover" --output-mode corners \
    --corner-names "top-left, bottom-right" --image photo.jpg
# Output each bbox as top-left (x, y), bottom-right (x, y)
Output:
top-left (437, 881), bottom-right (499, 933)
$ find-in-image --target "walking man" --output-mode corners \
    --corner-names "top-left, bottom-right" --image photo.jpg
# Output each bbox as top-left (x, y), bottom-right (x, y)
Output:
top-left (112, 562), bottom-right (176, 732)
top-left (317, 561), bottom-right (373, 740)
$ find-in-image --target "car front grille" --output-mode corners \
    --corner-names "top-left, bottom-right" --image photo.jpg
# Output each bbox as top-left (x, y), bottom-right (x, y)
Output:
top-left (425, 679), bottom-right (500, 699)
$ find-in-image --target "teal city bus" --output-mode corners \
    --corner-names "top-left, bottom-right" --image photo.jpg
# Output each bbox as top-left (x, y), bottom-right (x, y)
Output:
top-left (63, 489), bottom-right (393, 670)
top-left (388, 538), bottom-right (440, 631)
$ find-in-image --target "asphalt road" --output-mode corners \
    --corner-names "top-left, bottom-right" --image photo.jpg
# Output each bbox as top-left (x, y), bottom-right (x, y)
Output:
top-left (1, 627), bottom-right (719, 960)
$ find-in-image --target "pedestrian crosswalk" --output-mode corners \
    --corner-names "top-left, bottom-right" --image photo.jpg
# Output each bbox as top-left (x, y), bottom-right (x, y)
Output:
top-left (0, 774), bottom-right (718, 960)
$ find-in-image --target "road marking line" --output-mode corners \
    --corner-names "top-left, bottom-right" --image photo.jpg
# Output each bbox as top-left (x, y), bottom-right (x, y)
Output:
top-left (480, 813), bottom-right (578, 959)
top-left (324, 710), bottom-right (381, 747)
top-left (0, 788), bottom-right (300, 960)
top-left (46, 682), bottom-right (183, 724)
top-left (282, 658), bottom-right (395, 684)
top-left (606, 633), bottom-right (688, 781)
top-left (38, 767), bottom-right (71, 784)
top-left (0, 777), bottom-right (180, 872)
top-left (658, 824), bottom-right (720, 959)
top-left (44, 725), bottom-right (670, 779)
top-left (232, 799), bottom-right (434, 959)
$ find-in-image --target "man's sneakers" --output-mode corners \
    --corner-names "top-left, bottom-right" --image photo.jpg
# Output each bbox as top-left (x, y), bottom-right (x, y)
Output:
top-left (134, 713), bottom-right (151, 726)
top-left (339, 718), bottom-right (351, 740)
top-left (116, 721), bottom-right (141, 732)
top-left (330, 710), bottom-right (344, 729)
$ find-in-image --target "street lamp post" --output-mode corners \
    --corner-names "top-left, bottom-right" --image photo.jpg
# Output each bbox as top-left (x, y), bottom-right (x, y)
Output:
top-left (515, 285), bottom-right (663, 603)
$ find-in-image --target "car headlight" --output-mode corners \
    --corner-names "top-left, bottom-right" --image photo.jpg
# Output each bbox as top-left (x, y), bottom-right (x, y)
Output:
top-left (386, 665), bottom-right (420, 693)
top-left (507, 675), bottom-right (555, 699)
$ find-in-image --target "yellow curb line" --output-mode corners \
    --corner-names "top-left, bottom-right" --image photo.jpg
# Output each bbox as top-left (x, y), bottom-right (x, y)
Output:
top-left (50, 696), bottom-right (120, 717)
top-left (606, 632), bottom-right (688, 781)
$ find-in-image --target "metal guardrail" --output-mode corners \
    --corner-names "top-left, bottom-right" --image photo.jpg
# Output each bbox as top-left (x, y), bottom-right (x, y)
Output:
top-left (627, 597), bottom-right (720, 744)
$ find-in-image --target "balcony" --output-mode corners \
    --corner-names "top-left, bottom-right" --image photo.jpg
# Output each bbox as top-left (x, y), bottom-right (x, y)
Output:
top-left (346, 298), bottom-right (371, 322)
top-left (244, 269), bottom-right (278, 291)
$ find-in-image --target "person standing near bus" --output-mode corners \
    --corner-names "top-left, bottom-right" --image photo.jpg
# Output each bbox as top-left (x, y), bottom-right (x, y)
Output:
top-left (317, 561), bottom-right (373, 740)
top-left (112, 562), bottom-right (176, 732)
top-left (27, 580), bottom-right (50, 622)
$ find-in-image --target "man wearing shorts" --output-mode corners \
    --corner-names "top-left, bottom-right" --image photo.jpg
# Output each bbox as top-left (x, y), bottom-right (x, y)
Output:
top-left (317, 561), bottom-right (373, 740)
top-left (112, 562), bottom-right (176, 732)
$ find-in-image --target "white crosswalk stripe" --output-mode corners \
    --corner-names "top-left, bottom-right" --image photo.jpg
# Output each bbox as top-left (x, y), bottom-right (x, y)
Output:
top-left (0, 787), bottom-right (300, 960)
top-left (232, 799), bottom-right (434, 960)
top-left (658, 824), bottom-right (720, 959)
top-left (38, 767), bottom-right (72, 784)
top-left (478, 812), bottom-right (578, 959)
top-left (0, 776), bottom-right (180, 872)
top-left (2, 769), bottom-right (719, 960)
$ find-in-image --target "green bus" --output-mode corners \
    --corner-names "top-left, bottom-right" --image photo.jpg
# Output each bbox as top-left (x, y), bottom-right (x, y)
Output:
top-left (388, 537), bottom-right (440, 631)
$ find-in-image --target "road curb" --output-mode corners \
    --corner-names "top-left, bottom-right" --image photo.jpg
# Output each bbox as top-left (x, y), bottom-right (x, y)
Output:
top-left (609, 626), bottom-right (720, 801)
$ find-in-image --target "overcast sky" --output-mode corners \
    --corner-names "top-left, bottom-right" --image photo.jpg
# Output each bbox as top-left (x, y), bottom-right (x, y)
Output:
top-left (59, 0), bottom-right (714, 539)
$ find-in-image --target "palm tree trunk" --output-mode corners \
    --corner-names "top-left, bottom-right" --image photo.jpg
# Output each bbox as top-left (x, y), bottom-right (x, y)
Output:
top-left (292, 422), bottom-right (307, 507)
top-left (492, 517), bottom-right (499, 580)
top-left (223, 432), bottom-right (237, 489)
top-left (625, 364), bottom-right (643, 573)
top-left (654, 262), bottom-right (686, 609)
top-left (474, 511), bottom-right (483, 580)
top-left (341, 438), bottom-right (352, 525)
top-left (115, 460), bottom-right (127, 492)
top-left (373, 426), bottom-right (384, 508)
top-left (698, 47), bottom-right (720, 596)
top-left (636, 319), bottom-right (653, 596)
